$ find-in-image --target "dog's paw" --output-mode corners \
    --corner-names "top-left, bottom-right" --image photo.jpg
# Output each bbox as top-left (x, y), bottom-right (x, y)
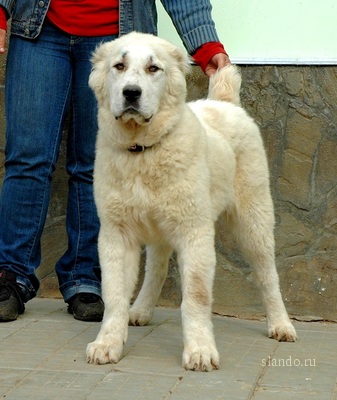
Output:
top-left (86, 338), bottom-right (124, 365)
top-left (268, 321), bottom-right (297, 342)
top-left (129, 306), bottom-right (153, 326)
top-left (182, 345), bottom-right (220, 372)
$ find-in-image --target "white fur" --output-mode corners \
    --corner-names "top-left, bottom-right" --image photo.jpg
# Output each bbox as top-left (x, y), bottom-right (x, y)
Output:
top-left (86, 32), bottom-right (297, 371)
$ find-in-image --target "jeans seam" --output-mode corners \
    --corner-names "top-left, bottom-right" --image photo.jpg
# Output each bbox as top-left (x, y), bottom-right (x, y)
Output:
top-left (69, 86), bottom-right (81, 277)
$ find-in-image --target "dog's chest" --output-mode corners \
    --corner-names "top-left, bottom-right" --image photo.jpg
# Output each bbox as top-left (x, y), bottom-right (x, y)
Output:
top-left (106, 167), bottom-right (188, 243)
top-left (117, 184), bottom-right (166, 243)
top-left (129, 175), bottom-right (154, 205)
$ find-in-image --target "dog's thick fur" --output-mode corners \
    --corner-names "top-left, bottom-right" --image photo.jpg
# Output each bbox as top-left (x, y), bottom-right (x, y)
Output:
top-left (86, 32), bottom-right (297, 371)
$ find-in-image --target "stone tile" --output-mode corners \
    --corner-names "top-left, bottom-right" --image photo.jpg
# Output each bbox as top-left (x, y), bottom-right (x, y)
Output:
top-left (0, 299), bottom-right (337, 399)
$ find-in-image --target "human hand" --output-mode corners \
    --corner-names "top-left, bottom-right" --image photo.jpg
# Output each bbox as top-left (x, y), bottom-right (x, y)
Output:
top-left (204, 53), bottom-right (231, 77)
top-left (0, 28), bottom-right (6, 54)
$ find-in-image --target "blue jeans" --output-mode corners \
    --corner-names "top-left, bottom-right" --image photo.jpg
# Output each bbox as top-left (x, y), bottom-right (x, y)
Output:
top-left (0, 23), bottom-right (117, 302)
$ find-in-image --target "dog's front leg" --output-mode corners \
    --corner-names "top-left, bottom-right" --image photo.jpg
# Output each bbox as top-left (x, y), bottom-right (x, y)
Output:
top-left (178, 231), bottom-right (220, 372)
top-left (86, 225), bottom-right (140, 365)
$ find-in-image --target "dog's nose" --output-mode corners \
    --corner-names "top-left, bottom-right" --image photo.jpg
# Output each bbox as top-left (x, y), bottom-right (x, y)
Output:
top-left (123, 85), bottom-right (142, 103)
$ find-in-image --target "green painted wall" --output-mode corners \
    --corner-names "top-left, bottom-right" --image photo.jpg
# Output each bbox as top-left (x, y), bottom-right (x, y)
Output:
top-left (158, 0), bottom-right (337, 64)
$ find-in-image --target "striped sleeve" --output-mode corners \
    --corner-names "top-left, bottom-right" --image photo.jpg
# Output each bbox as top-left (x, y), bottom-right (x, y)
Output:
top-left (160, 0), bottom-right (221, 54)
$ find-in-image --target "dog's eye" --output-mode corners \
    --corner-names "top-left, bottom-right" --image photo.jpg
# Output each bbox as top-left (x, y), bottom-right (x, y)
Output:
top-left (114, 63), bottom-right (125, 71)
top-left (148, 65), bottom-right (160, 73)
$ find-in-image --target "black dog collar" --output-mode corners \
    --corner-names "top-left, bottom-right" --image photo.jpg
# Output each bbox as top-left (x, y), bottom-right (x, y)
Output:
top-left (128, 144), bottom-right (152, 153)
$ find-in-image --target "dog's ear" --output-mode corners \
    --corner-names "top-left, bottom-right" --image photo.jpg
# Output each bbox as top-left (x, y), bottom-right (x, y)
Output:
top-left (175, 48), bottom-right (190, 76)
top-left (167, 44), bottom-right (190, 76)
top-left (164, 44), bottom-right (190, 103)
top-left (89, 41), bottom-right (114, 104)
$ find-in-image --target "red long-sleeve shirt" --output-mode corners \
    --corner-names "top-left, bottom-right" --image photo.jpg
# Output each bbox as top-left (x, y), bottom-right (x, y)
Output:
top-left (0, 1), bottom-right (226, 72)
top-left (47, 0), bottom-right (119, 36)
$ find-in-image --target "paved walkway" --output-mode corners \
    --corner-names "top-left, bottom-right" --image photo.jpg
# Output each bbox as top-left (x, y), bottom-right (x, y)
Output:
top-left (0, 298), bottom-right (336, 399)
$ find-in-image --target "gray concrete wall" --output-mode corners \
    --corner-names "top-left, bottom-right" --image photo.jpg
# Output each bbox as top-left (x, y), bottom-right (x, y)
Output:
top-left (1, 57), bottom-right (336, 320)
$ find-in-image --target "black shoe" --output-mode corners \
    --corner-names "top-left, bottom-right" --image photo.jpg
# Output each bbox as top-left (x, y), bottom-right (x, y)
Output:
top-left (67, 293), bottom-right (104, 322)
top-left (0, 270), bottom-right (25, 322)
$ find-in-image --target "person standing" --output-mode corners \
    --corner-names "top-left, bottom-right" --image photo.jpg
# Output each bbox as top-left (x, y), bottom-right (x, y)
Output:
top-left (0, 0), bottom-right (230, 322)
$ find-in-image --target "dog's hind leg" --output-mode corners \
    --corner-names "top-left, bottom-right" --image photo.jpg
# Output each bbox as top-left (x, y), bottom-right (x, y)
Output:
top-left (233, 189), bottom-right (297, 342)
top-left (129, 242), bottom-right (172, 326)
top-left (177, 227), bottom-right (220, 372)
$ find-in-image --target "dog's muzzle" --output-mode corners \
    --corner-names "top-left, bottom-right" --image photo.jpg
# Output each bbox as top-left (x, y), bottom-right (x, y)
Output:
top-left (116, 84), bottom-right (152, 123)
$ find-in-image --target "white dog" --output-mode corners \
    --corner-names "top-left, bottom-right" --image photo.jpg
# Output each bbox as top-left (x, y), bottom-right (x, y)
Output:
top-left (86, 32), bottom-right (297, 371)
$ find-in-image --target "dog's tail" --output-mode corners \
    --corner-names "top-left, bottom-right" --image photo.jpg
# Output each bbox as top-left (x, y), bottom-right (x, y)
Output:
top-left (207, 65), bottom-right (241, 106)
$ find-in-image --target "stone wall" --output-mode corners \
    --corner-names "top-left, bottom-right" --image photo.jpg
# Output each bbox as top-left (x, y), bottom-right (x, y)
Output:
top-left (0, 57), bottom-right (336, 320)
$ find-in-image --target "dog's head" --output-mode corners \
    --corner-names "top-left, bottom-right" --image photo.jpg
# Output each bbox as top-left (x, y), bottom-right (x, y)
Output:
top-left (89, 32), bottom-right (190, 127)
